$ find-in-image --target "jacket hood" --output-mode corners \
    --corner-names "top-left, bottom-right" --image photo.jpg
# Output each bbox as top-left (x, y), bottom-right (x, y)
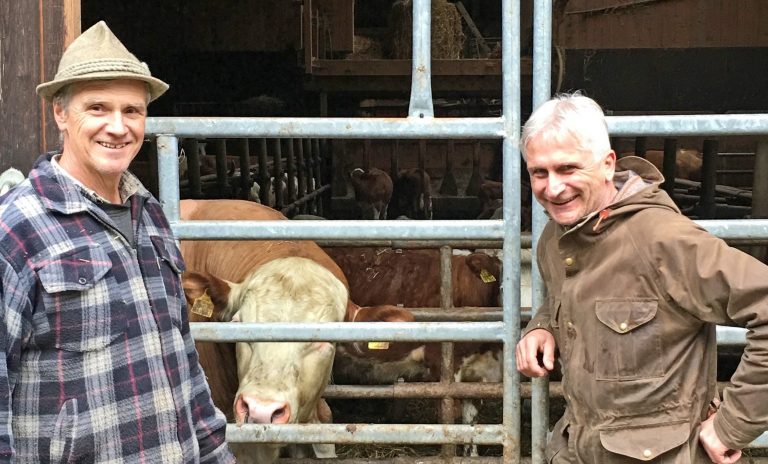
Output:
top-left (565, 156), bottom-right (680, 236)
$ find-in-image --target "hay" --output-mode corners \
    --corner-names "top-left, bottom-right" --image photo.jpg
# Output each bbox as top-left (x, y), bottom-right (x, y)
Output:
top-left (346, 35), bottom-right (385, 60)
top-left (389, 0), bottom-right (465, 59)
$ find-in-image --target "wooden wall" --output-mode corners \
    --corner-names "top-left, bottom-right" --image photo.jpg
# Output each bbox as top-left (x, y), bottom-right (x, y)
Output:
top-left (0, 1), bottom-right (79, 172)
top-left (558, 0), bottom-right (768, 49)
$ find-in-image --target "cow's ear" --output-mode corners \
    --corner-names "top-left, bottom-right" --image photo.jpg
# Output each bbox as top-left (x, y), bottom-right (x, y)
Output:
top-left (182, 272), bottom-right (232, 320)
top-left (465, 254), bottom-right (501, 280)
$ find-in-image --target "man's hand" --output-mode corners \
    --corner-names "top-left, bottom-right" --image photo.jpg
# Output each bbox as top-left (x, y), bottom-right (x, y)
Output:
top-left (699, 413), bottom-right (742, 464)
top-left (516, 329), bottom-right (556, 377)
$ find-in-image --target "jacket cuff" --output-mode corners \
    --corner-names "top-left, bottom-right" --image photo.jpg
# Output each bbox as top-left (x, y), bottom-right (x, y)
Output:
top-left (521, 314), bottom-right (552, 339)
top-left (713, 405), bottom-right (756, 450)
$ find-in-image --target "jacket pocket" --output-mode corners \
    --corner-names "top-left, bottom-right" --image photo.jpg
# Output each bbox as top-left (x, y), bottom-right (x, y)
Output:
top-left (545, 416), bottom-right (569, 463)
top-left (37, 245), bottom-right (125, 352)
top-left (594, 298), bottom-right (663, 380)
top-left (150, 235), bottom-right (187, 330)
top-left (600, 421), bottom-right (690, 461)
top-left (50, 398), bottom-right (78, 463)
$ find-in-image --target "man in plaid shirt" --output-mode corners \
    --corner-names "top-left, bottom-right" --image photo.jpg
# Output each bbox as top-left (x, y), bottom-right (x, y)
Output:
top-left (0, 22), bottom-right (235, 462)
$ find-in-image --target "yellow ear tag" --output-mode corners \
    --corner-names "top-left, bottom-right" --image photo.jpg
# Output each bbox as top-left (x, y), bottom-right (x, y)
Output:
top-left (368, 341), bottom-right (390, 350)
top-left (191, 290), bottom-right (214, 318)
top-left (480, 269), bottom-right (496, 283)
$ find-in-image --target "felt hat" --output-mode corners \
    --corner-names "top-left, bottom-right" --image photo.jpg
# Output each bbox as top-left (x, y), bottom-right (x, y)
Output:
top-left (36, 21), bottom-right (168, 102)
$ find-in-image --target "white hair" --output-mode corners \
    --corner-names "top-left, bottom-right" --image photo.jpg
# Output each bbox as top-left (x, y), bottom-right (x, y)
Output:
top-left (521, 92), bottom-right (611, 162)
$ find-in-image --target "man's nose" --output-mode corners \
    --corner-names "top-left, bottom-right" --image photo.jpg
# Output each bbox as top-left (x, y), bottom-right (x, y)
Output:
top-left (547, 174), bottom-right (565, 196)
top-left (106, 112), bottom-right (127, 134)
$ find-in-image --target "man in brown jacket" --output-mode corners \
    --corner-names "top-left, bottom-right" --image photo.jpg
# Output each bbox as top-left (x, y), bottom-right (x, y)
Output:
top-left (516, 93), bottom-right (768, 463)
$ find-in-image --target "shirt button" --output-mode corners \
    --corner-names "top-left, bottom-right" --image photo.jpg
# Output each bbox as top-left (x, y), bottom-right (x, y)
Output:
top-left (78, 277), bottom-right (87, 285)
top-left (643, 449), bottom-right (652, 458)
top-left (619, 322), bottom-right (628, 331)
top-left (564, 257), bottom-right (574, 266)
top-left (567, 321), bottom-right (574, 329)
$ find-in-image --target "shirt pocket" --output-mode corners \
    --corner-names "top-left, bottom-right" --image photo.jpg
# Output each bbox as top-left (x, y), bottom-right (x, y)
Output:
top-left (37, 245), bottom-right (125, 352)
top-left (599, 420), bottom-right (691, 462)
top-left (594, 298), bottom-right (664, 381)
top-left (150, 235), bottom-right (187, 330)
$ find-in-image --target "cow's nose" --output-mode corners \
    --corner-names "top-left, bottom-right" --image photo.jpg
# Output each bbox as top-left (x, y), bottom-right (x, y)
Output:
top-left (237, 396), bottom-right (291, 424)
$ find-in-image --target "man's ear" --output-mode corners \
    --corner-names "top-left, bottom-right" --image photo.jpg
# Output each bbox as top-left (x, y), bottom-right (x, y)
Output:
top-left (53, 103), bottom-right (68, 131)
top-left (604, 150), bottom-right (617, 181)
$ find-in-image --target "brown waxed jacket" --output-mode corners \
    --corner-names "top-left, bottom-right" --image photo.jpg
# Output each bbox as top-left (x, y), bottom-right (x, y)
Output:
top-left (524, 156), bottom-right (768, 462)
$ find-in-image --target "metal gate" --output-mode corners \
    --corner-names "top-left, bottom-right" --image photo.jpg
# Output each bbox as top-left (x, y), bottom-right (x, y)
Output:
top-left (145, 0), bottom-right (768, 462)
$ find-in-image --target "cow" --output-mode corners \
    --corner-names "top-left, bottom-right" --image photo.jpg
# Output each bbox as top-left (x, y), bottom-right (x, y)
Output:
top-left (349, 167), bottom-right (393, 219)
top-left (624, 148), bottom-right (702, 181)
top-left (324, 246), bottom-right (503, 455)
top-left (475, 179), bottom-right (533, 230)
top-left (391, 168), bottom-right (433, 219)
top-left (179, 200), bottom-right (411, 463)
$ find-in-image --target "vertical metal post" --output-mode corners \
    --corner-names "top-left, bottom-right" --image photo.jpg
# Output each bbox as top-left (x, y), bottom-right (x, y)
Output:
top-left (438, 246), bottom-right (456, 457)
top-left (662, 138), bottom-right (678, 198)
top-left (183, 138), bottom-right (202, 199)
top-left (213, 138), bottom-right (229, 196)
top-left (257, 138), bottom-right (270, 205)
top-left (238, 139), bottom-right (251, 200)
top-left (530, 0), bottom-right (552, 461)
top-left (273, 139), bottom-right (284, 209)
top-left (699, 140), bottom-right (719, 219)
top-left (408, 0), bottom-right (434, 118)
top-left (635, 137), bottom-right (647, 158)
top-left (286, 138), bottom-right (297, 204)
top-left (296, 139), bottom-right (308, 214)
top-left (156, 135), bottom-right (180, 222)
top-left (503, 0), bottom-right (523, 462)
top-left (313, 138), bottom-right (325, 216)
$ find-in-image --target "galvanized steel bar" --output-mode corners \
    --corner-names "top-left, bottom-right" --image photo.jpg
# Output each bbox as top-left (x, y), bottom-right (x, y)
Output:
top-left (171, 219), bottom-right (505, 240)
top-left (606, 114), bottom-right (768, 136)
top-left (156, 135), bottom-right (181, 222)
top-left (190, 321), bottom-right (505, 342)
top-left (168, 218), bottom-right (768, 242)
top-left (501, 0), bottom-right (523, 461)
top-left (408, 0), bottom-right (434, 118)
top-left (530, 0), bottom-right (553, 460)
top-left (225, 423), bottom-right (503, 445)
top-left (147, 117), bottom-right (504, 139)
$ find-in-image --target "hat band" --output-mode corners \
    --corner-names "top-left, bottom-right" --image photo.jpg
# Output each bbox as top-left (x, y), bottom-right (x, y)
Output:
top-left (55, 59), bottom-right (152, 80)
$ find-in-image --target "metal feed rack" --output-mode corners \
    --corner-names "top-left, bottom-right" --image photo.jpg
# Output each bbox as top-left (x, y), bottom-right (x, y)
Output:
top-left (146, 0), bottom-right (768, 462)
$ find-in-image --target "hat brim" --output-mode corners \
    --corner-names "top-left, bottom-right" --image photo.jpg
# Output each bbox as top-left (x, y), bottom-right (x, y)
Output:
top-left (36, 72), bottom-right (169, 102)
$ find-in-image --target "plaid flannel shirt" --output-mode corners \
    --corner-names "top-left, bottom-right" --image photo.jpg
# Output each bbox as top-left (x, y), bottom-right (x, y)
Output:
top-left (0, 154), bottom-right (234, 463)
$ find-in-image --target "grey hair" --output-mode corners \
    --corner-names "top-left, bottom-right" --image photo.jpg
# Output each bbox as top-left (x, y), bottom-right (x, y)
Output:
top-left (520, 92), bottom-right (611, 162)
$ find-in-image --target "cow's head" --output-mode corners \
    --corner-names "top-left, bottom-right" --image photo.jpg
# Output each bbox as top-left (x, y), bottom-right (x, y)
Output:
top-left (183, 257), bottom-right (347, 433)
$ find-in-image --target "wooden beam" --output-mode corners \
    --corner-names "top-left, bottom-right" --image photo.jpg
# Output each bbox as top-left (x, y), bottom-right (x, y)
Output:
top-left (455, 1), bottom-right (490, 56)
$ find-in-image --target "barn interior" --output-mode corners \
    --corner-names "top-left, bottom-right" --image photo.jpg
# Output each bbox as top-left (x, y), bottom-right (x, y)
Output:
top-left (71, 0), bottom-right (768, 459)
top-left (79, 0), bottom-right (768, 226)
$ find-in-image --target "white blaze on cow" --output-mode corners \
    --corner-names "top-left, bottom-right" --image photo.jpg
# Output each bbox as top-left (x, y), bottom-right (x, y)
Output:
top-left (179, 199), bottom-right (412, 463)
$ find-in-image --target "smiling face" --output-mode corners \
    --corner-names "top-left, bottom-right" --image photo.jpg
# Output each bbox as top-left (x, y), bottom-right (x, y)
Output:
top-left (525, 139), bottom-right (617, 226)
top-left (54, 79), bottom-right (148, 202)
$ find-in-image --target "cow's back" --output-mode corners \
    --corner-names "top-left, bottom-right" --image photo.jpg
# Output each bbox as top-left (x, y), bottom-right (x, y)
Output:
top-left (180, 200), bottom-right (348, 286)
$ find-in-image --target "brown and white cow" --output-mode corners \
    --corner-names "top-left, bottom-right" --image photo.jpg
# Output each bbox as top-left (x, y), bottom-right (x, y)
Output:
top-left (349, 167), bottom-right (394, 220)
top-left (324, 246), bottom-right (503, 454)
top-left (179, 200), bottom-right (410, 463)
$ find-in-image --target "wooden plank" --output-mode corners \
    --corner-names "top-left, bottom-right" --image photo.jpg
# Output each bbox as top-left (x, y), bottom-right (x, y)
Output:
top-left (560, 0), bottom-right (768, 48)
top-left (0, 1), bottom-right (72, 172)
top-left (311, 58), bottom-right (520, 76)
